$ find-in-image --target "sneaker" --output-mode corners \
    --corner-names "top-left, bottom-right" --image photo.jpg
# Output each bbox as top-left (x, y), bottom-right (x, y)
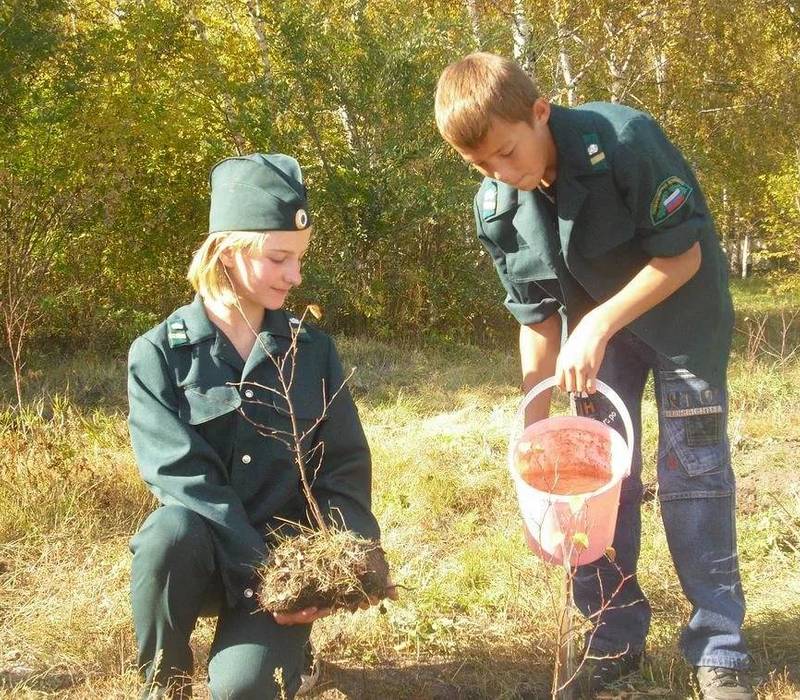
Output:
top-left (695, 666), bottom-right (755, 699)
top-left (569, 650), bottom-right (642, 696)
top-left (296, 642), bottom-right (320, 697)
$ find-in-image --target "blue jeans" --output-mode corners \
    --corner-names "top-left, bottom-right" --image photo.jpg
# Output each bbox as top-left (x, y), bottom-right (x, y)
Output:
top-left (571, 329), bottom-right (749, 670)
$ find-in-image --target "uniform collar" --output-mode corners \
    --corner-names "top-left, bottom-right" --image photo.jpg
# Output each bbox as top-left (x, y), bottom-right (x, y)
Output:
top-left (542, 104), bottom-right (608, 259)
top-left (548, 104), bottom-right (604, 178)
top-left (243, 309), bottom-right (312, 377)
top-left (169, 296), bottom-right (311, 348)
top-left (166, 295), bottom-right (216, 346)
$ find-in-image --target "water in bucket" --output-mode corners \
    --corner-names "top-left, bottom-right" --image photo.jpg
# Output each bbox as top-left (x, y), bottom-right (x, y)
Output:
top-left (508, 378), bottom-right (634, 567)
top-left (514, 427), bottom-right (612, 495)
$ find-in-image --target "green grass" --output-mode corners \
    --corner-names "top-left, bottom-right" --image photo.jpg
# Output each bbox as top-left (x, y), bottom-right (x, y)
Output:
top-left (1, 284), bottom-right (799, 698)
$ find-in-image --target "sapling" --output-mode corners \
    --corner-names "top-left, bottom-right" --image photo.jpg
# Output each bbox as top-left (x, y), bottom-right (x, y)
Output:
top-left (232, 304), bottom-right (392, 615)
top-left (514, 437), bottom-right (638, 698)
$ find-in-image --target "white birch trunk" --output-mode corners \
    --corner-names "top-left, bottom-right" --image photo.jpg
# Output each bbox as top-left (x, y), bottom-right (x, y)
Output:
top-left (186, 10), bottom-right (248, 153)
top-left (246, 0), bottom-right (272, 82)
top-left (795, 144), bottom-right (800, 215)
top-left (741, 234), bottom-right (750, 279)
top-left (654, 47), bottom-right (667, 104)
top-left (464, 0), bottom-right (483, 49)
top-left (557, 24), bottom-right (576, 106)
top-left (512, 0), bottom-right (534, 76)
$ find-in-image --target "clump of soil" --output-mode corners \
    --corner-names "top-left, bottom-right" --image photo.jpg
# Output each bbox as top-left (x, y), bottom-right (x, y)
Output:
top-left (257, 526), bottom-right (391, 614)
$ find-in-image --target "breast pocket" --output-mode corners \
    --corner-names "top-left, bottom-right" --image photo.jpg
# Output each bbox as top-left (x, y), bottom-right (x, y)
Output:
top-left (258, 397), bottom-right (324, 442)
top-left (178, 384), bottom-right (242, 425)
top-left (239, 385), bottom-right (328, 452)
top-left (574, 179), bottom-right (637, 258)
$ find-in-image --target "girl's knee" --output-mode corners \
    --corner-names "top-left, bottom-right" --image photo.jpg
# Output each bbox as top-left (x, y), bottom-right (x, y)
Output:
top-left (208, 626), bottom-right (309, 700)
top-left (131, 506), bottom-right (214, 575)
top-left (209, 661), bottom-right (301, 700)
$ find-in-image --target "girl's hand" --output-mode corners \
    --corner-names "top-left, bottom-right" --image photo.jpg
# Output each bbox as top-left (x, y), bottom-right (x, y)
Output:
top-left (555, 311), bottom-right (611, 394)
top-left (273, 582), bottom-right (398, 622)
top-left (272, 606), bottom-right (332, 625)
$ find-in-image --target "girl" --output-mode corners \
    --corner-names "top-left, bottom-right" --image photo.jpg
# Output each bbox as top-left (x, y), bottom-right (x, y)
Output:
top-left (127, 153), bottom-right (391, 699)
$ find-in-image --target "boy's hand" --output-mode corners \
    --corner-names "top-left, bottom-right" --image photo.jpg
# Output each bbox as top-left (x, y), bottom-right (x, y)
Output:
top-left (553, 245), bottom-right (702, 396)
top-left (555, 310), bottom-right (612, 394)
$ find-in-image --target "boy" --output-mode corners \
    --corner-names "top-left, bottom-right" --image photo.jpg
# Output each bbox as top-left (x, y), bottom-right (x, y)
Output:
top-left (435, 52), bottom-right (753, 699)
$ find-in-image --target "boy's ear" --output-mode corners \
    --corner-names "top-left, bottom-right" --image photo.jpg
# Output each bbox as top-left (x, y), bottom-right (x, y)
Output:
top-left (531, 97), bottom-right (551, 126)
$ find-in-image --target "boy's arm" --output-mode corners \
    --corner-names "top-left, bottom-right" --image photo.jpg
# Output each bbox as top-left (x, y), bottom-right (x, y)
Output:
top-left (555, 242), bottom-right (701, 393)
top-left (557, 113), bottom-right (710, 394)
top-left (521, 313), bottom-right (562, 425)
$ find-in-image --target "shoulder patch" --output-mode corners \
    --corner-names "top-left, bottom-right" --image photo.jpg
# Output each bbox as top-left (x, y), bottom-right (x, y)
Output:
top-left (167, 319), bottom-right (190, 348)
top-left (650, 176), bottom-right (693, 226)
top-left (582, 132), bottom-right (608, 171)
top-left (481, 181), bottom-right (498, 218)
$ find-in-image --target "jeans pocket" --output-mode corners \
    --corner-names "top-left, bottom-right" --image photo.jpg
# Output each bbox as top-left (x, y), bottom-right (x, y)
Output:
top-left (657, 368), bottom-right (729, 476)
top-left (685, 412), bottom-right (724, 448)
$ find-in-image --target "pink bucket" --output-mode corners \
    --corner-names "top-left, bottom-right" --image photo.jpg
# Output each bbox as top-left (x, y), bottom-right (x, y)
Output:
top-left (508, 377), bottom-right (634, 567)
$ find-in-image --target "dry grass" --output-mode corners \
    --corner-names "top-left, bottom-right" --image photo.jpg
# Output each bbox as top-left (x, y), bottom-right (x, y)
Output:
top-left (1, 314), bottom-right (799, 698)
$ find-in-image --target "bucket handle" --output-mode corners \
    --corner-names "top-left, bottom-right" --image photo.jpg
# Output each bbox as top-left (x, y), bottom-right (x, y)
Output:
top-left (514, 376), bottom-right (634, 476)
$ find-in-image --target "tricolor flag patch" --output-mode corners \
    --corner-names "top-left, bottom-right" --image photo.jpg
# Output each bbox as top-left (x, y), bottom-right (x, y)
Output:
top-left (663, 188), bottom-right (685, 213)
top-left (650, 176), bottom-right (693, 226)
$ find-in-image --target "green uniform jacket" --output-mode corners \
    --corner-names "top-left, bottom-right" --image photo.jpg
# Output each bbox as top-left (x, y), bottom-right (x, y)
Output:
top-left (475, 102), bottom-right (734, 386)
top-left (127, 296), bottom-right (380, 607)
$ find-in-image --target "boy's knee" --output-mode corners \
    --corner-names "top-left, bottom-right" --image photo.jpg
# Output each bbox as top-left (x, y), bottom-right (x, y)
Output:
top-left (131, 506), bottom-right (214, 575)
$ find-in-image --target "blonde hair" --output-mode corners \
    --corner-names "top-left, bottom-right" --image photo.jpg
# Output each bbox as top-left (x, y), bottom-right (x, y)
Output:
top-left (187, 231), bottom-right (268, 305)
top-left (434, 52), bottom-right (540, 149)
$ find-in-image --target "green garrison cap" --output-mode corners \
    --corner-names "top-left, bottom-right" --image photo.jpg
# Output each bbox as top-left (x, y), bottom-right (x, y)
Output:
top-left (208, 153), bottom-right (311, 234)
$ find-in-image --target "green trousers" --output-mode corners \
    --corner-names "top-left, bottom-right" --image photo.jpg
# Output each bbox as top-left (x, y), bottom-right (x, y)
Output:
top-left (130, 506), bottom-right (311, 699)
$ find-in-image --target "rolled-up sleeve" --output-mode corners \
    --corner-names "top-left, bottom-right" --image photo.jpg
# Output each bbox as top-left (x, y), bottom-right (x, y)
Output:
top-left (615, 115), bottom-right (711, 258)
top-left (475, 198), bottom-right (561, 326)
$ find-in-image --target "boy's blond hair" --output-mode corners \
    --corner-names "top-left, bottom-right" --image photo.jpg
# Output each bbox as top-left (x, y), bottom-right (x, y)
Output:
top-left (187, 231), bottom-right (267, 305)
top-left (435, 52), bottom-right (539, 149)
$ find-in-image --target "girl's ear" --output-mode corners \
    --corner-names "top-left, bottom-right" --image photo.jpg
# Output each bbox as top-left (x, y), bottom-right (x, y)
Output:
top-left (219, 247), bottom-right (235, 268)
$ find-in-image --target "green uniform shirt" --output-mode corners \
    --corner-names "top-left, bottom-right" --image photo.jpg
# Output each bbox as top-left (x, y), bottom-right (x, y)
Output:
top-left (127, 296), bottom-right (379, 607)
top-left (475, 102), bottom-right (734, 385)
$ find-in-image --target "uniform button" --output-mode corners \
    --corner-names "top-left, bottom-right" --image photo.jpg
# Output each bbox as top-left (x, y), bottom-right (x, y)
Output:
top-left (244, 389), bottom-right (254, 398)
top-left (244, 587), bottom-right (254, 598)
top-left (241, 454), bottom-right (252, 464)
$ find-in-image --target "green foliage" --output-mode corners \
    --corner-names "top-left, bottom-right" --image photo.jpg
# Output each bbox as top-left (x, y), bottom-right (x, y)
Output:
top-left (1, 0), bottom-right (798, 355)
